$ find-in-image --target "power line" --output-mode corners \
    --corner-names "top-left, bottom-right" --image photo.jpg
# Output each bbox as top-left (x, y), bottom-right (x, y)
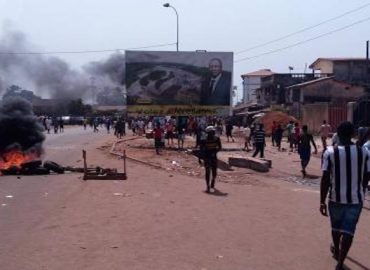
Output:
top-left (234, 16), bottom-right (370, 63)
top-left (235, 2), bottom-right (370, 55)
top-left (0, 42), bottom-right (177, 55)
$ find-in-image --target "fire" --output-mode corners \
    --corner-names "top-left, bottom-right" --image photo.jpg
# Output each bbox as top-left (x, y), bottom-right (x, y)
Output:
top-left (0, 149), bottom-right (39, 172)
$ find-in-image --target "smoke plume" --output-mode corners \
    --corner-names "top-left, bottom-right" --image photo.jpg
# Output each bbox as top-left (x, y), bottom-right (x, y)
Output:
top-left (84, 53), bottom-right (125, 86)
top-left (0, 28), bottom-right (91, 100)
top-left (0, 97), bottom-right (45, 155)
top-left (0, 26), bottom-right (125, 104)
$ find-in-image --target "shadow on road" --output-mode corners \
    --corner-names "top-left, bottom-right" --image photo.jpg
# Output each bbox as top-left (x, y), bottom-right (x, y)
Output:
top-left (347, 256), bottom-right (370, 270)
top-left (203, 188), bottom-right (228, 197)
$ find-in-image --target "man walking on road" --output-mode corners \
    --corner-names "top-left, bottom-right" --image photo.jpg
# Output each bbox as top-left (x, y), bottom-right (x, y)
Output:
top-left (298, 125), bottom-right (317, 178)
top-left (287, 120), bottom-right (294, 151)
top-left (153, 124), bottom-right (164, 155)
top-left (225, 121), bottom-right (235, 142)
top-left (320, 120), bottom-right (331, 150)
top-left (201, 126), bottom-right (222, 193)
top-left (275, 124), bottom-right (284, 151)
top-left (320, 121), bottom-right (370, 270)
top-left (45, 117), bottom-right (52, 134)
top-left (271, 121), bottom-right (277, 147)
top-left (243, 125), bottom-right (251, 151)
top-left (252, 123), bottom-right (266, 158)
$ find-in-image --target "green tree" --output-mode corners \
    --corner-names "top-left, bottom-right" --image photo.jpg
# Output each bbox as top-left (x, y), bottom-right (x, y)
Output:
top-left (67, 99), bottom-right (92, 116)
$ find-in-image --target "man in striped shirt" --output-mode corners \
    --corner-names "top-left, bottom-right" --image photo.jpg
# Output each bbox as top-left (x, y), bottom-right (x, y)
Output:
top-left (252, 123), bottom-right (266, 158)
top-left (320, 121), bottom-right (370, 270)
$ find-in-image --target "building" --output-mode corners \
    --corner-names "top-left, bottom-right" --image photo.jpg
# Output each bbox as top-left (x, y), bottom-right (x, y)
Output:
top-left (32, 98), bottom-right (61, 115)
top-left (255, 72), bottom-right (330, 106)
top-left (93, 105), bottom-right (127, 114)
top-left (241, 69), bottom-right (274, 104)
top-left (285, 76), bottom-right (366, 133)
top-left (310, 58), bottom-right (370, 85)
top-left (348, 95), bottom-right (370, 127)
top-left (285, 77), bottom-right (365, 104)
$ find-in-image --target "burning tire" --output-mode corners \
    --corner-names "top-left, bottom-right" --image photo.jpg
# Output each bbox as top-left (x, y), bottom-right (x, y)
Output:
top-left (22, 167), bottom-right (50, 175)
top-left (43, 161), bottom-right (65, 174)
top-left (21, 160), bottom-right (42, 170)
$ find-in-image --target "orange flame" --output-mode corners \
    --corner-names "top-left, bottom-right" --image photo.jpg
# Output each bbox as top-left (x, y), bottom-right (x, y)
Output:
top-left (0, 149), bottom-right (39, 171)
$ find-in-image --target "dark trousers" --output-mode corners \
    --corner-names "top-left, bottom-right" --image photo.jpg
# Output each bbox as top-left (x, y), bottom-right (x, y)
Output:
top-left (205, 158), bottom-right (217, 188)
top-left (253, 142), bottom-right (265, 158)
top-left (321, 136), bottom-right (327, 150)
top-left (276, 136), bottom-right (282, 149)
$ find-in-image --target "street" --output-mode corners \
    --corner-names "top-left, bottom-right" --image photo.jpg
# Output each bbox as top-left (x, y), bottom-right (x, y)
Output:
top-left (0, 126), bottom-right (369, 270)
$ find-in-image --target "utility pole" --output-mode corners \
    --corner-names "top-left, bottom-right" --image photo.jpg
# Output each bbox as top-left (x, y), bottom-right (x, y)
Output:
top-left (366, 40), bottom-right (369, 78)
top-left (366, 40), bottom-right (370, 93)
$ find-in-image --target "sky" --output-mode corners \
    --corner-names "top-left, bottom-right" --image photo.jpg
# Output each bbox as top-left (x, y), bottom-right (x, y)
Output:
top-left (0, 0), bottom-right (369, 102)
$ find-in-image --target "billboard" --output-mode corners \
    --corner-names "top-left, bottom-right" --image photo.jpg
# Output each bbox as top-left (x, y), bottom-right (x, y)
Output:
top-left (126, 51), bottom-right (233, 115)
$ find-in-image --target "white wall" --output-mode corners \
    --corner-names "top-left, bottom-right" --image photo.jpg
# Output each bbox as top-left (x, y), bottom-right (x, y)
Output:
top-left (312, 60), bottom-right (334, 73)
top-left (242, 76), bottom-right (261, 103)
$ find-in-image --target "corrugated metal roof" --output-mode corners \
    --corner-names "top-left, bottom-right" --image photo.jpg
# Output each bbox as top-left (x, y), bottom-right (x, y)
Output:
top-left (285, 76), bottom-right (335, 89)
top-left (309, 57), bottom-right (368, 69)
top-left (241, 69), bottom-right (274, 78)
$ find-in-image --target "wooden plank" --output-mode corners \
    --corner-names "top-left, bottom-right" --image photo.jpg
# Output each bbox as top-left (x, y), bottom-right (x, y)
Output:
top-left (83, 174), bottom-right (127, 180)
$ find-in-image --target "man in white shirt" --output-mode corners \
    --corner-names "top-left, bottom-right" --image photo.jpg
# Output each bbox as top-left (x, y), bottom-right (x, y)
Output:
top-left (243, 125), bottom-right (251, 151)
top-left (320, 121), bottom-right (370, 270)
top-left (45, 117), bottom-right (52, 134)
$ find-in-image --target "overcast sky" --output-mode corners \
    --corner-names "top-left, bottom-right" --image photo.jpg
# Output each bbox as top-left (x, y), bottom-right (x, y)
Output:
top-left (0, 0), bottom-right (369, 101)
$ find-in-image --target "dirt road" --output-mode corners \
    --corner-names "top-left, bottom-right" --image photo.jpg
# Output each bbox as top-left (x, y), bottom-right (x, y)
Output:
top-left (0, 127), bottom-right (369, 270)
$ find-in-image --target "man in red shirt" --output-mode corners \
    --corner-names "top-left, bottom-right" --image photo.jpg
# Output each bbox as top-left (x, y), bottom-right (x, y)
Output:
top-left (153, 124), bottom-right (164, 155)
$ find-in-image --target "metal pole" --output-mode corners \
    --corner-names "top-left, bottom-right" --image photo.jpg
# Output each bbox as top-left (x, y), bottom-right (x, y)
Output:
top-left (170, 6), bottom-right (179, 51)
top-left (367, 40), bottom-right (369, 77)
top-left (365, 41), bottom-right (370, 125)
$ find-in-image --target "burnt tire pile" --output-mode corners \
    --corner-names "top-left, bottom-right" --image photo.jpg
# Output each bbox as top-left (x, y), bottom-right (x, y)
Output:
top-left (1, 160), bottom-right (65, 175)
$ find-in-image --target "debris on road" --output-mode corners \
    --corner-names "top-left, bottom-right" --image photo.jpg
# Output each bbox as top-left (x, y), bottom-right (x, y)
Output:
top-left (113, 192), bottom-right (132, 197)
top-left (82, 150), bottom-right (127, 180)
top-left (171, 160), bottom-right (180, 167)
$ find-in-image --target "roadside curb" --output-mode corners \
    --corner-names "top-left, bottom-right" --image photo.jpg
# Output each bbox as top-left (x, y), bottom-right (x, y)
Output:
top-left (110, 140), bottom-right (163, 170)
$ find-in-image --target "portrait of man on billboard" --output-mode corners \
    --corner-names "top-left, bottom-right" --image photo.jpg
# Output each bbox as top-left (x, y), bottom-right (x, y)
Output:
top-left (200, 58), bottom-right (231, 106)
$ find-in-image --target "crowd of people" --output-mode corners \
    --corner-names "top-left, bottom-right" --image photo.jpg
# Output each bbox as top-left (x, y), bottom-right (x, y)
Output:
top-left (38, 116), bottom-right (64, 134)
top-left (36, 112), bottom-right (370, 270)
top-left (128, 116), bottom-right (370, 270)
top-left (243, 119), bottom-right (370, 270)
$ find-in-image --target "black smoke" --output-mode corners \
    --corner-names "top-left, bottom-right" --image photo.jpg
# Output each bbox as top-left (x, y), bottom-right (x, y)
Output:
top-left (84, 52), bottom-right (125, 85)
top-left (83, 53), bottom-right (126, 105)
top-left (0, 97), bottom-right (45, 155)
top-left (0, 27), bottom-right (125, 104)
top-left (0, 28), bottom-right (91, 100)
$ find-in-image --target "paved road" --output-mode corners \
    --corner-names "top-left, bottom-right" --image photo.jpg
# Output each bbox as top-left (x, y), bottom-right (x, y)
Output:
top-left (0, 126), bottom-right (369, 270)
top-left (0, 127), bottom-right (117, 269)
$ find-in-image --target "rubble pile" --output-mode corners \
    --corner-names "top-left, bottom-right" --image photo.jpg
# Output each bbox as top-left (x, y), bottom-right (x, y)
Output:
top-left (259, 111), bottom-right (299, 135)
